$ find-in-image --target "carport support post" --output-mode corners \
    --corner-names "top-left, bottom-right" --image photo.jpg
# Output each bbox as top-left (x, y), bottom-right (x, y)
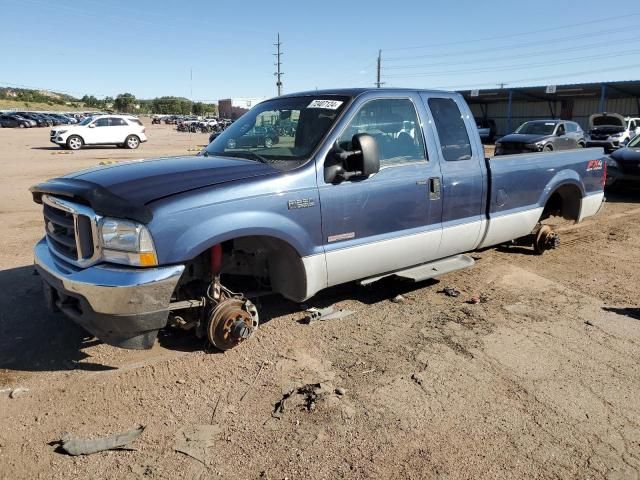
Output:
top-left (507, 90), bottom-right (513, 133)
top-left (599, 83), bottom-right (607, 112)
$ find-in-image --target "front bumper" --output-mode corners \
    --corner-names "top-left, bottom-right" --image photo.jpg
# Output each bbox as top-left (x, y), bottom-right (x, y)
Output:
top-left (34, 238), bottom-right (184, 349)
top-left (587, 139), bottom-right (621, 151)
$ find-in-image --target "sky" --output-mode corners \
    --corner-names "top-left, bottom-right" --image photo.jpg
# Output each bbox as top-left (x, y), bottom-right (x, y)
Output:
top-left (2, 0), bottom-right (640, 101)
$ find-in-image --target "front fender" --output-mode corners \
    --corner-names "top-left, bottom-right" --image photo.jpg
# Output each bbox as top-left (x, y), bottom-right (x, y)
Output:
top-left (537, 169), bottom-right (585, 207)
top-left (158, 209), bottom-right (320, 263)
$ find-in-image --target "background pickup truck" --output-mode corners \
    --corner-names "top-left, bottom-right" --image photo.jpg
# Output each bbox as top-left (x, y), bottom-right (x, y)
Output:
top-left (30, 88), bottom-right (606, 350)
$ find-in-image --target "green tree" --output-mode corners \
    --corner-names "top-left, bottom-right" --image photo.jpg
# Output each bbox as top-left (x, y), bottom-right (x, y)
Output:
top-left (114, 93), bottom-right (137, 113)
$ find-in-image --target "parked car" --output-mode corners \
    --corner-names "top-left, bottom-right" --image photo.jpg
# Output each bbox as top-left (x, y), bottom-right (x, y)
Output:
top-left (227, 125), bottom-right (279, 148)
top-left (495, 120), bottom-right (585, 155)
top-left (586, 113), bottom-right (640, 152)
top-left (475, 118), bottom-right (496, 143)
top-left (0, 114), bottom-right (34, 128)
top-left (49, 114), bottom-right (147, 150)
top-left (605, 134), bottom-right (640, 187)
top-left (31, 88), bottom-right (605, 350)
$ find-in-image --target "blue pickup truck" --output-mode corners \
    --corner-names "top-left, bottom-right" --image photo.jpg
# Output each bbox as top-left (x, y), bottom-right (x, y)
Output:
top-left (30, 89), bottom-right (606, 350)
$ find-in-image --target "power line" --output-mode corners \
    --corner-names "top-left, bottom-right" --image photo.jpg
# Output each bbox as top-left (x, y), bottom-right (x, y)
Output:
top-left (384, 13), bottom-right (640, 52)
top-left (384, 35), bottom-right (640, 70)
top-left (382, 50), bottom-right (640, 79)
top-left (431, 63), bottom-right (640, 90)
top-left (274, 33), bottom-right (284, 96)
top-left (384, 26), bottom-right (638, 62)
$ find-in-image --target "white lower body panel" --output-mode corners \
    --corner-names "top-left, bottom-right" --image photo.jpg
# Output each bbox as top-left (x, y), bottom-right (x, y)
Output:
top-left (477, 207), bottom-right (544, 249)
top-left (325, 228), bottom-right (442, 287)
top-left (579, 192), bottom-right (605, 222)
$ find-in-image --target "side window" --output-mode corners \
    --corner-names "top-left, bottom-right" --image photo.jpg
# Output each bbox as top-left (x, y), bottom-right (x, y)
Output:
top-left (629, 120), bottom-right (637, 130)
top-left (111, 118), bottom-right (127, 126)
top-left (427, 98), bottom-right (472, 161)
top-left (566, 123), bottom-right (577, 133)
top-left (94, 118), bottom-right (110, 127)
top-left (338, 98), bottom-right (426, 166)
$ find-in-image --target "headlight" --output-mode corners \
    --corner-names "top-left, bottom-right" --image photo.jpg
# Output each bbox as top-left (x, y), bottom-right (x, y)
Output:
top-left (611, 132), bottom-right (623, 138)
top-left (58, 130), bottom-right (67, 134)
top-left (100, 218), bottom-right (157, 267)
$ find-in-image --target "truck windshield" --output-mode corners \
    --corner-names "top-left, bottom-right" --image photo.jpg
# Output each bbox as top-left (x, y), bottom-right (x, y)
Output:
top-left (204, 96), bottom-right (350, 169)
top-left (515, 122), bottom-right (557, 135)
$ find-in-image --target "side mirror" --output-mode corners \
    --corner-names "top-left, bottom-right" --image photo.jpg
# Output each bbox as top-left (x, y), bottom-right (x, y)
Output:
top-left (324, 133), bottom-right (380, 184)
top-left (88, 123), bottom-right (96, 128)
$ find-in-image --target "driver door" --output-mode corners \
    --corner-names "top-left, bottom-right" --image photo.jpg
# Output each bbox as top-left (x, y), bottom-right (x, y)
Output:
top-left (318, 96), bottom-right (443, 286)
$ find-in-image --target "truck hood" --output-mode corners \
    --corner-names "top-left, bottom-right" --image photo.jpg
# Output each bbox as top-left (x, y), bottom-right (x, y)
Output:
top-left (68, 155), bottom-right (278, 204)
top-left (31, 155), bottom-right (278, 223)
top-left (589, 113), bottom-right (625, 130)
top-left (498, 133), bottom-right (550, 144)
top-left (610, 146), bottom-right (640, 162)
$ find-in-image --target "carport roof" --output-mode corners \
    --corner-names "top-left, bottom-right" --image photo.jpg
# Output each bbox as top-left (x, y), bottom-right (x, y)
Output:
top-left (459, 80), bottom-right (640, 104)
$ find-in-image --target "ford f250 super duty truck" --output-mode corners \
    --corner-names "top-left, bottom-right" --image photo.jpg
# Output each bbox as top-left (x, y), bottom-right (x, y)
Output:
top-left (30, 89), bottom-right (606, 350)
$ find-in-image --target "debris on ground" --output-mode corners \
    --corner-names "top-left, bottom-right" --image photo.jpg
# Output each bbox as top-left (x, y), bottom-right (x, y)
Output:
top-left (56, 425), bottom-right (145, 456)
top-left (467, 294), bottom-right (488, 305)
top-left (584, 320), bottom-right (594, 326)
top-left (272, 383), bottom-right (330, 417)
top-left (391, 294), bottom-right (408, 303)
top-left (298, 383), bottom-right (322, 412)
top-left (273, 388), bottom-right (295, 418)
top-left (441, 287), bottom-right (461, 297)
top-left (174, 425), bottom-right (222, 465)
top-left (335, 387), bottom-right (346, 396)
top-left (7, 387), bottom-right (29, 399)
top-left (303, 307), bottom-right (355, 324)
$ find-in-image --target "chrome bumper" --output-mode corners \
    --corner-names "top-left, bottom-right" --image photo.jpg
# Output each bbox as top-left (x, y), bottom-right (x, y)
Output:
top-left (34, 238), bottom-right (184, 349)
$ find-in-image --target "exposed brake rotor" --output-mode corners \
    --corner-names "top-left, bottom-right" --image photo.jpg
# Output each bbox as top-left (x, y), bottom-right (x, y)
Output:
top-left (207, 297), bottom-right (259, 351)
top-left (534, 225), bottom-right (560, 254)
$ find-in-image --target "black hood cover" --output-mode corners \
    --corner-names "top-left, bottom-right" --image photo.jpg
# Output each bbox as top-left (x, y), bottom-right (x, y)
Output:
top-left (30, 155), bottom-right (279, 223)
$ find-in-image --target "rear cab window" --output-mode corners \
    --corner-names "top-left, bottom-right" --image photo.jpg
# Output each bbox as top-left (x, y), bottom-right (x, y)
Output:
top-left (427, 98), bottom-right (472, 161)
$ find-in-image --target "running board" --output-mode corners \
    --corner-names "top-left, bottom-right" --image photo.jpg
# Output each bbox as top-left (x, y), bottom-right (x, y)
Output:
top-left (359, 254), bottom-right (475, 286)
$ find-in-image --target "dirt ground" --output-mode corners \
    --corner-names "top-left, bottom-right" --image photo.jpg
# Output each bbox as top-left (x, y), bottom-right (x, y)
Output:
top-left (0, 123), bottom-right (639, 480)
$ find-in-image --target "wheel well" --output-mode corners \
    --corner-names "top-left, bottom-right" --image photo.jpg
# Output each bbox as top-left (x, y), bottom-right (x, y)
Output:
top-left (180, 236), bottom-right (308, 302)
top-left (540, 184), bottom-right (582, 222)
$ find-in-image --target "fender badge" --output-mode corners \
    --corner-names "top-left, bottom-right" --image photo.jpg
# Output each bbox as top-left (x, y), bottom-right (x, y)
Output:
top-left (288, 198), bottom-right (315, 210)
top-left (328, 232), bottom-right (355, 242)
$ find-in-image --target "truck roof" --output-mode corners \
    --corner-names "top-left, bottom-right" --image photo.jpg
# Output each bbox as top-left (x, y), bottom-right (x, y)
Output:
top-left (279, 87), bottom-right (457, 98)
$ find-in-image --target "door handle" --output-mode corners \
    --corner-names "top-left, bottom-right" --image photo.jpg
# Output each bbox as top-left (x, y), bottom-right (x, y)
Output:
top-left (428, 177), bottom-right (441, 200)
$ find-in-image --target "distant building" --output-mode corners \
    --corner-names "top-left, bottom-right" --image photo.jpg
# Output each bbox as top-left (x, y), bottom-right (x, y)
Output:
top-left (218, 97), bottom-right (265, 119)
top-left (459, 80), bottom-right (640, 136)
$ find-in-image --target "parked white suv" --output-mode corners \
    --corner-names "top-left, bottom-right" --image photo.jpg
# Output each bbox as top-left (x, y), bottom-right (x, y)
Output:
top-left (586, 113), bottom-right (640, 152)
top-left (50, 115), bottom-right (147, 150)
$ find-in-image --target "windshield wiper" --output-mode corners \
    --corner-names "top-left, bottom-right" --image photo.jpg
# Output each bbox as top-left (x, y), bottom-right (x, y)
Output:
top-left (220, 151), bottom-right (270, 164)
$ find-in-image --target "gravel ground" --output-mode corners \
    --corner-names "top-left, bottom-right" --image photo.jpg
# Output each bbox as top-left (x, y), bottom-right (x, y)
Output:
top-left (0, 123), bottom-right (639, 480)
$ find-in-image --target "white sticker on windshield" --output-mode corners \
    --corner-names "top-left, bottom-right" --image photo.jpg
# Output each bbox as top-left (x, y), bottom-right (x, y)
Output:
top-left (307, 99), bottom-right (343, 110)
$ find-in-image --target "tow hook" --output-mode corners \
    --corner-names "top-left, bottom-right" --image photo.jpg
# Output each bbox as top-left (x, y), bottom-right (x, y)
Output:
top-left (534, 225), bottom-right (560, 254)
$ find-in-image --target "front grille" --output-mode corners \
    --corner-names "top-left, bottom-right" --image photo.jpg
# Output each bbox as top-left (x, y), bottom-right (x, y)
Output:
top-left (501, 142), bottom-right (525, 152)
top-left (591, 135), bottom-right (610, 141)
top-left (50, 130), bottom-right (56, 137)
top-left (42, 196), bottom-right (97, 265)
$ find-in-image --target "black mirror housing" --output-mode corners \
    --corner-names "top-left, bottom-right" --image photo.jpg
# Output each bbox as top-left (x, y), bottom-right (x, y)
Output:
top-left (324, 133), bottom-right (380, 184)
top-left (351, 133), bottom-right (380, 176)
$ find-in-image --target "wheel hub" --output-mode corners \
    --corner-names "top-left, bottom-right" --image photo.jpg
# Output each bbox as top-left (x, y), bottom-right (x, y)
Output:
top-left (207, 298), bottom-right (259, 350)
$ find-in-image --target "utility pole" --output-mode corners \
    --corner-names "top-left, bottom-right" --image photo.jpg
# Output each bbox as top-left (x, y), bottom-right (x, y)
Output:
top-left (375, 49), bottom-right (384, 88)
top-left (274, 33), bottom-right (284, 96)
